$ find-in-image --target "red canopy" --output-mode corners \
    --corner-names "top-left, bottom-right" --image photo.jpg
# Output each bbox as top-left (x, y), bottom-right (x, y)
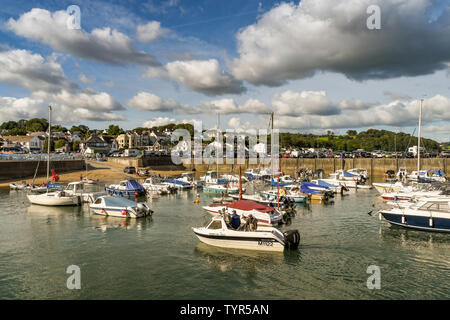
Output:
top-left (226, 200), bottom-right (274, 213)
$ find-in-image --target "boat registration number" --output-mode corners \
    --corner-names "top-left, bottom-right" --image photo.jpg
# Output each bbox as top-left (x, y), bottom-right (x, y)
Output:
top-left (258, 240), bottom-right (273, 246)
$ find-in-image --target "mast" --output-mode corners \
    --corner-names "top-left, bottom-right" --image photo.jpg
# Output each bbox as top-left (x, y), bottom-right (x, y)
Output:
top-left (238, 165), bottom-right (242, 200)
top-left (417, 99), bottom-right (423, 173)
top-left (271, 112), bottom-right (274, 187)
top-left (47, 105), bottom-right (52, 183)
top-left (216, 113), bottom-right (219, 183)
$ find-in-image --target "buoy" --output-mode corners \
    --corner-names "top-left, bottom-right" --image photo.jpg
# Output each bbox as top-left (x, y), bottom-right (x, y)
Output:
top-left (122, 210), bottom-right (127, 216)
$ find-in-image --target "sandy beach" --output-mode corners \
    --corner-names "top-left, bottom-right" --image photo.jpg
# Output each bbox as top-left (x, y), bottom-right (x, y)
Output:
top-left (0, 160), bottom-right (186, 189)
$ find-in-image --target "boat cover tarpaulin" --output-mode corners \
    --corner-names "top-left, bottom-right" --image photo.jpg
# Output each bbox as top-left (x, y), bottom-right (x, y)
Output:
top-left (226, 200), bottom-right (273, 213)
top-left (166, 179), bottom-right (190, 186)
top-left (302, 182), bottom-right (328, 189)
top-left (343, 171), bottom-right (358, 177)
top-left (317, 180), bottom-right (338, 188)
top-left (103, 196), bottom-right (139, 207)
top-left (300, 183), bottom-right (323, 195)
top-left (125, 180), bottom-right (145, 191)
top-left (429, 169), bottom-right (445, 177)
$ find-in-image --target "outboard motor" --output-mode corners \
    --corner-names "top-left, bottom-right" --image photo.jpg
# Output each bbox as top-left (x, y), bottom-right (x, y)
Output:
top-left (283, 230), bottom-right (300, 249)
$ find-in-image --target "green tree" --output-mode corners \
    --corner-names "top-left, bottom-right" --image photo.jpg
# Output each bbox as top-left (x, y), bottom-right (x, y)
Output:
top-left (108, 124), bottom-right (124, 136)
top-left (55, 139), bottom-right (67, 150)
top-left (43, 139), bottom-right (55, 152)
top-left (73, 140), bottom-right (80, 151)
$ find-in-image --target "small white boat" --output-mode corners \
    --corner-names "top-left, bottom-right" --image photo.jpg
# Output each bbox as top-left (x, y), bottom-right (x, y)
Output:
top-left (64, 181), bottom-right (106, 203)
top-left (319, 178), bottom-right (358, 189)
top-left (10, 181), bottom-right (28, 190)
top-left (192, 216), bottom-right (300, 252)
top-left (177, 172), bottom-right (204, 188)
top-left (90, 196), bottom-right (153, 218)
top-left (372, 181), bottom-right (405, 194)
top-left (261, 188), bottom-right (307, 203)
top-left (379, 197), bottom-right (450, 233)
top-left (81, 177), bottom-right (98, 185)
top-left (27, 190), bottom-right (82, 206)
top-left (203, 184), bottom-right (243, 194)
top-left (142, 177), bottom-right (174, 195)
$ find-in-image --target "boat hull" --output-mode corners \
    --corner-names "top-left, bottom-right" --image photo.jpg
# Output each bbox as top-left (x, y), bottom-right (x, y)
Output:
top-left (193, 230), bottom-right (284, 252)
top-left (27, 194), bottom-right (80, 206)
top-left (380, 211), bottom-right (450, 233)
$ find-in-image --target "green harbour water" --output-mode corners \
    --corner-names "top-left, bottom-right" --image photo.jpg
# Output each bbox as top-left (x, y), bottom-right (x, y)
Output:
top-left (0, 186), bottom-right (449, 299)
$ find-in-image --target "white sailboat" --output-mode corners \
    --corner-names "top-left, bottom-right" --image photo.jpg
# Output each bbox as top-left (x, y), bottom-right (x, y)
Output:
top-left (27, 106), bottom-right (81, 206)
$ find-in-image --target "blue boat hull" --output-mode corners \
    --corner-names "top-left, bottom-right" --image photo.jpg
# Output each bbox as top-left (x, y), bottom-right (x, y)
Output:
top-left (381, 212), bottom-right (450, 233)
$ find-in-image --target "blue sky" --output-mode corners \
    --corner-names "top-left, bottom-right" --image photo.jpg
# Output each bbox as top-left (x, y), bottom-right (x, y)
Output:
top-left (0, 0), bottom-right (449, 142)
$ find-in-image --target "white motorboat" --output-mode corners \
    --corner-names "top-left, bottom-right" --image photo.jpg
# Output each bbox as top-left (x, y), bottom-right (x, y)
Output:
top-left (192, 216), bottom-right (300, 252)
top-left (142, 177), bottom-right (174, 195)
top-left (379, 197), bottom-right (450, 233)
top-left (408, 170), bottom-right (446, 183)
top-left (177, 172), bottom-right (204, 188)
top-left (9, 181), bottom-right (28, 190)
top-left (319, 177), bottom-right (358, 189)
top-left (81, 178), bottom-right (97, 185)
top-left (372, 181), bottom-right (406, 194)
top-left (261, 187), bottom-right (307, 203)
top-left (347, 168), bottom-right (370, 180)
top-left (27, 190), bottom-right (82, 206)
top-left (203, 199), bottom-right (284, 226)
top-left (203, 183), bottom-right (243, 194)
top-left (64, 181), bottom-right (106, 203)
top-left (90, 196), bottom-right (153, 218)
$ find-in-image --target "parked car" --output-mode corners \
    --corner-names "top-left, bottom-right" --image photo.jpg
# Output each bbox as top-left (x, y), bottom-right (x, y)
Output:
top-left (123, 166), bottom-right (136, 174)
top-left (441, 150), bottom-right (450, 158)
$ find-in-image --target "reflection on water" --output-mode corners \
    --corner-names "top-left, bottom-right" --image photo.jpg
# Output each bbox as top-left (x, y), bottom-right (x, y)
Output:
top-left (0, 188), bottom-right (449, 299)
top-left (194, 242), bottom-right (284, 274)
top-left (90, 214), bottom-right (153, 232)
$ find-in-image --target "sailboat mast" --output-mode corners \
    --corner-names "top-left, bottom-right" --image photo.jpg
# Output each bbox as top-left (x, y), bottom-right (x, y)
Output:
top-left (217, 113), bottom-right (219, 182)
top-left (47, 105), bottom-right (52, 183)
top-left (271, 112), bottom-right (274, 181)
top-left (417, 99), bottom-right (423, 173)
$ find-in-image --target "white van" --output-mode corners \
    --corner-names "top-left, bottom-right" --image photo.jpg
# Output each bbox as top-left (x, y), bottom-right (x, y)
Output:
top-left (123, 149), bottom-right (141, 157)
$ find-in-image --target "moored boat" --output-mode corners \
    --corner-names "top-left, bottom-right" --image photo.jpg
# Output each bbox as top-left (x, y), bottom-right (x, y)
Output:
top-left (379, 197), bottom-right (450, 233)
top-left (27, 190), bottom-right (82, 206)
top-left (192, 216), bottom-right (300, 252)
top-left (105, 180), bottom-right (146, 197)
top-left (90, 195), bottom-right (153, 218)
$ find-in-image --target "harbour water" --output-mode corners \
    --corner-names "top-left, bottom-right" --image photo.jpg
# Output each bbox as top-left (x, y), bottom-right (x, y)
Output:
top-left (0, 187), bottom-right (449, 299)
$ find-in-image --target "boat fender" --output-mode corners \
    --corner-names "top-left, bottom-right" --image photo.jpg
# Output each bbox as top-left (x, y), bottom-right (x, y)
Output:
top-left (378, 212), bottom-right (382, 221)
top-left (401, 216), bottom-right (407, 225)
top-left (429, 218), bottom-right (434, 227)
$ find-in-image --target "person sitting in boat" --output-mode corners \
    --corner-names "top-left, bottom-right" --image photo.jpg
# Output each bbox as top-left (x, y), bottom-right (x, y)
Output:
top-left (240, 214), bottom-right (257, 231)
top-left (230, 210), bottom-right (241, 230)
top-left (248, 214), bottom-right (258, 231)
